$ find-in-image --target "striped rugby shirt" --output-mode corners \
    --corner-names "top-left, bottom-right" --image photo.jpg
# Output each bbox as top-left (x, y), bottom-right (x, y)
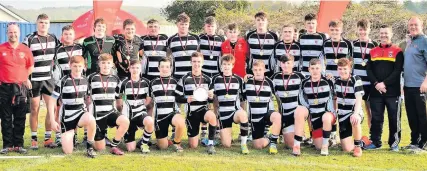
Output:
top-left (243, 77), bottom-right (275, 122)
top-left (334, 75), bottom-right (364, 120)
top-left (273, 40), bottom-right (302, 72)
top-left (198, 34), bottom-right (225, 76)
top-left (54, 43), bottom-right (84, 80)
top-left (299, 32), bottom-right (327, 76)
top-left (23, 32), bottom-right (60, 81)
top-left (323, 38), bottom-right (353, 77)
top-left (210, 74), bottom-right (244, 121)
top-left (52, 75), bottom-right (88, 122)
top-left (119, 77), bottom-right (150, 120)
top-left (87, 73), bottom-right (120, 120)
top-left (271, 71), bottom-right (305, 116)
top-left (352, 39), bottom-right (378, 86)
top-left (168, 33), bottom-right (200, 79)
top-left (299, 76), bottom-right (335, 122)
top-left (175, 72), bottom-right (212, 113)
top-left (149, 76), bottom-right (180, 120)
top-left (246, 30), bottom-right (278, 73)
top-left (141, 34), bottom-right (168, 77)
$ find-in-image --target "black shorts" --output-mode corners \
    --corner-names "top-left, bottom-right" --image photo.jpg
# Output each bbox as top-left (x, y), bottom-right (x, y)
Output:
top-left (124, 114), bottom-right (149, 143)
top-left (251, 111), bottom-right (274, 140)
top-left (95, 112), bottom-right (120, 141)
top-left (363, 85), bottom-right (371, 101)
top-left (282, 113), bottom-right (295, 133)
top-left (338, 113), bottom-right (364, 139)
top-left (155, 113), bottom-right (175, 139)
top-left (219, 111), bottom-right (237, 129)
top-left (61, 113), bottom-right (84, 133)
top-left (186, 106), bottom-right (208, 138)
top-left (31, 79), bottom-right (54, 97)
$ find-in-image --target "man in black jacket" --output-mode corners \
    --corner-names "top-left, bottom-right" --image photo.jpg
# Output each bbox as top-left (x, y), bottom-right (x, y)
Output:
top-left (365, 25), bottom-right (403, 151)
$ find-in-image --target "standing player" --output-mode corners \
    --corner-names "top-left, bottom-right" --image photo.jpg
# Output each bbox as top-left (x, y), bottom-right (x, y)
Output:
top-left (211, 54), bottom-right (250, 154)
top-left (323, 20), bottom-right (353, 79)
top-left (168, 13), bottom-right (200, 80)
top-left (48, 56), bottom-right (97, 158)
top-left (221, 23), bottom-right (249, 79)
top-left (244, 60), bottom-right (281, 154)
top-left (87, 53), bottom-right (130, 155)
top-left (352, 19), bottom-right (378, 129)
top-left (199, 16), bottom-right (224, 78)
top-left (150, 57), bottom-right (186, 152)
top-left (119, 60), bottom-right (154, 153)
top-left (175, 52), bottom-right (218, 154)
top-left (53, 25), bottom-right (84, 146)
top-left (141, 19), bottom-right (169, 81)
top-left (334, 58), bottom-right (364, 157)
top-left (246, 11), bottom-right (278, 78)
top-left (271, 55), bottom-right (305, 149)
top-left (274, 24), bottom-right (302, 72)
top-left (299, 13), bottom-right (328, 76)
top-left (293, 58), bottom-right (335, 156)
top-left (23, 14), bottom-right (61, 149)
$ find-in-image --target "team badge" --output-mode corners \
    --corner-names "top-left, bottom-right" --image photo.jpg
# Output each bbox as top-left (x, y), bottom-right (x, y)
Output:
top-left (19, 52), bottom-right (25, 58)
top-left (388, 51), bottom-right (393, 57)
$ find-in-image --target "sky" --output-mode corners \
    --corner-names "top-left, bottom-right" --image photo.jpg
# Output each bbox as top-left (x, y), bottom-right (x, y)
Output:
top-left (2, 0), bottom-right (173, 9)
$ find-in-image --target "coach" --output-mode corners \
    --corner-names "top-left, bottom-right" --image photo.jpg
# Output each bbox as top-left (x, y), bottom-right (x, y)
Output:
top-left (0, 23), bottom-right (34, 154)
top-left (403, 17), bottom-right (427, 152)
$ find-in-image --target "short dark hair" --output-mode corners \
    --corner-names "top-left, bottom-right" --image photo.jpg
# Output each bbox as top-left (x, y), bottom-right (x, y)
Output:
top-left (123, 19), bottom-right (135, 29)
top-left (304, 13), bottom-right (316, 21)
top-left (309, 58), bottom-right (321, 66)
top-left (176, 12), bottom-right (190, 23)
top-left (129, 59), bottom-right (141, 66)
top-left (221, 54), bottom-right (235, 64)
top-left (147, 19), bottom-right (159, 25)
top-left (254, 11), bottom-right (267, 19)
top-left (227, 23), bottom-right (238, 31)
top-left (279, 54), bottom-right (294, 63)
top-left (37, 14), bottom-right (49, 21)
top-left (191, 52), bottom-right (203, 59)
top-left (329, 19), bottom-right (343, 28)
top-left (282, 24), bottom-right (295, 30)
top-left (62, 25), bottom-right (74, 32)
top-left (94, 18), bottom-right (106, 28)
top-left (204, 16), bottom-right (216, 25)
top-left (357, 19), bottom-right (370, 30)
top-left (158, 57), bottom-right (172, 67)
top-left (380, 24), bottom-right (390, 29)
top-left (337, 58), bottom-right (353, 68)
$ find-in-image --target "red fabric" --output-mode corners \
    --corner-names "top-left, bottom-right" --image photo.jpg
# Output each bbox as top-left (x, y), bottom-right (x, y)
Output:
top-left (72, 10), bottom-right (147, 40)
top-left (317, 1), bottom-right (350, 33)
top-left (0, 42), bottom-right (34, 83)
top-left (312, 115), bottom-right (337, 139)
top-left (221, 38), bottom-right (248, 78)
top-left (93, 0), bottom-right (122, 35)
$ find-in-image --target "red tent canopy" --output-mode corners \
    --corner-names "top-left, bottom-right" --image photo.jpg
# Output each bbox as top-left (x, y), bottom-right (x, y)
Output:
top-left (72, 9), bottom-right (148, 40)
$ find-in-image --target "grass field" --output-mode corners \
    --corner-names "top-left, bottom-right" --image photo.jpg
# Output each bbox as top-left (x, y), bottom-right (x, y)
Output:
top-left (0, 103), bottom-right (426, 171)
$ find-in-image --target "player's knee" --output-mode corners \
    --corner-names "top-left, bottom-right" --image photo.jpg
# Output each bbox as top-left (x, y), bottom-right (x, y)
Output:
top-left (342, 145), bottom-right (353, 152)
top-left (253, 142), bottom-right (264, 149)
top-left (189, 141), bottom-right (198, 149)
top-left (222, 142), bottom-right (232, 148)
top-left (127, 146), bottom-right (136, 152)
top-left (63, 148), bottom-right (73, 155)
top-left (270, 112), bottom-right (281, 124)
top-left (118, 116), bottom-right (130, 127)
top-left (322, 113), bottom-right (333, 124)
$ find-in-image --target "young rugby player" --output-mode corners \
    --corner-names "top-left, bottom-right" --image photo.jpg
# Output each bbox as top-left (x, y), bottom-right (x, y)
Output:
top-left (274, 24), bottom-right (302, 72)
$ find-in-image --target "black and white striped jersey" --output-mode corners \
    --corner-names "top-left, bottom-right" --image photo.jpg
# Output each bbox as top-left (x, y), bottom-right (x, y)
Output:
top-left (210, 74), bottom-right (245, 120)
top-left (334, 75), bottom-right (364, 117)
top-left (199, 34), bottom-right (225, 76)
top-left (52, 75), bottom-right (88, 122)
top-left (243, 77), bottom-right (275, 122)
top-left (141, 34), bottom-right (168, 77)
top-left (149, 76), bottom-right (180, 120)
top-left (54, 43), bottom-right (84, 79)
top-left (299, 32), bottom-right (327, 76)
top-left (23, 32), bottom-right (60, 81)
top-left (352, 39), bottom-right (378, 86)
top-left (168, 33), bottom-right (200, 79)
top-left (299, 76), bottom-right (335, 121)
top-left (119, 77), bottom-right (150, 120)
top-left (246, 30), bottom-right (279, 73)
top-left (273, 40), bottom-right (302, 72)
top-left (175, 72), bottom-right (212, 113)
top-left (271, 72), bottom-right (305, 116)
top-left (87, 73), bottom-right (120, 120)
top-left (323, 38), bottom-right (353, 77)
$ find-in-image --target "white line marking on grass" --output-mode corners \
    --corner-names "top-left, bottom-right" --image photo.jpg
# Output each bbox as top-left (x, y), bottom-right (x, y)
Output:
top-left (0, 155), bottom-right (64, 159)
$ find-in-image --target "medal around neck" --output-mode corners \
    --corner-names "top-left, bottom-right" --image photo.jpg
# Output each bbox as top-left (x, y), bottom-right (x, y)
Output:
top-left (193, 87), bottom-right (208, 101)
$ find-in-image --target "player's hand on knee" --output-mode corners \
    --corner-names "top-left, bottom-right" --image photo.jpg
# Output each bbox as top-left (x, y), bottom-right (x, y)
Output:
top-left (51, 120), bottom-right (60, 132)
top-left (350, 114), bottom-right (361, 126)
top-left (188, 96), bottom-right (193, 103)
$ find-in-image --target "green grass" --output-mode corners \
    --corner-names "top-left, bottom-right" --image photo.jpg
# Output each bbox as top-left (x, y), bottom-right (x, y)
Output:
top-left (0, 103), bottom-right (426, 171)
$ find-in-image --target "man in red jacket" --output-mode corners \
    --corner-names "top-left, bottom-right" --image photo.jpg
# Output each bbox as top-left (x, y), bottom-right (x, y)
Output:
top-left (221, 23), bottom-right (248, 78)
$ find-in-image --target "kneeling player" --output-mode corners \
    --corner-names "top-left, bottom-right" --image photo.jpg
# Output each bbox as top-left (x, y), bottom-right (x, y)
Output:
top-left (293, 58), bottom-right (336, 156)
top-left (244, 60), bottom-right (281, 154)
top-left (150, 57), bottom-right (186, 152)
top-left (271, 55), bottom-right (305, 149)
top-left (335, 58), bottom-right (364, 157)
top-left (48, 55), bottom-right (96, 157)
top-left (88, 53), bottom-right (130, 155)
top-left (211, 54), bottom-right (250, 154)
top-left (119, 60), bottom-right (154, 153)
top-left (175, 52), bottom-right (218, 154)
